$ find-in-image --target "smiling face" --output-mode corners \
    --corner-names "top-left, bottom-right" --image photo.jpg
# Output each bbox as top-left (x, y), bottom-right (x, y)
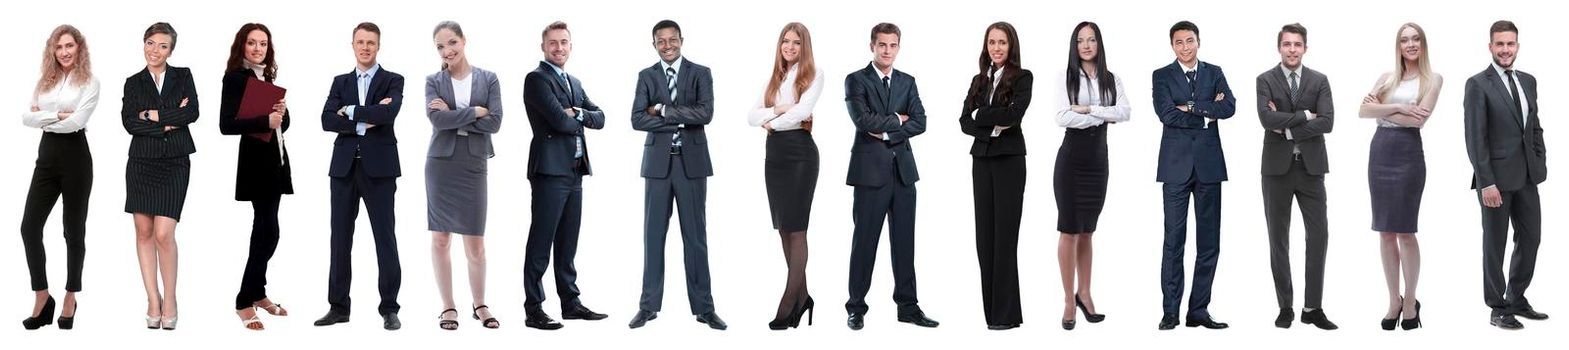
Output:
top-left (986, 28), bottom-right (1009, 67)
top-left (1490, 31), bottom-right (1518, 70)
top-left (871, 32), bottom-right (899, 71)
top-left (1399, 26), bottom-right (1423, 63)
top-left (779, 29), bottom-right (802, 65)
top-left (244, 29), bottom-right (269, 66)
top-left (1279, 32), bottom-right (1305, 69)
top-left (434, 28), bottom-right (465, 69)
top-left (1075, 25), bottom-right (1098, 63)
top-left (353, 29), bottom-right (379, 68)
top-left (54, 33), bottom-right (79, 71)
top-left (542, 28), bottom-right (571, 67)
top-left (653, 27), bottom-right (681, 63)
top-left (144, 33), bottom-right (172, 69)
top-left (1171, 30), bottom-right (1198, 66)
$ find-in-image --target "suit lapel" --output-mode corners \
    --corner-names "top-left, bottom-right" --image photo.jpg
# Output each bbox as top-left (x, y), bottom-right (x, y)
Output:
top-left (1484, 68), bottom-right (1525, 131)
top-left (675, 60), bottom-right (696, 105)
top-left (652, 64), bottom-right (672, 105)
top-left (1271, 69), bottom-right (1296, 110)
top-left (866, 66), bottom-right (889, 111)
top-left (1168, 63), bottom-right (1192, 100)
top-left (467, 70), bottom-right (484, 108)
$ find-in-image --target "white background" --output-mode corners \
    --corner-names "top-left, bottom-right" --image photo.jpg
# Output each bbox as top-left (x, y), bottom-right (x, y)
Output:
top-left (3, 0), bottom-right (1564, 348)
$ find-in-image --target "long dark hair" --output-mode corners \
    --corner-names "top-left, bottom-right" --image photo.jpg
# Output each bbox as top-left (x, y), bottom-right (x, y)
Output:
top-left (967, 22), bottom-right (1022, 107)
top-left (1066, 21), bottom-right (1116, 106)
top-left (225, 23), bottom-right (277, 82)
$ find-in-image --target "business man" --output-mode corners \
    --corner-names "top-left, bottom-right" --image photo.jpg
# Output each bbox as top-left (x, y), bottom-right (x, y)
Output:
top-left (627, 20), bottom-right (725, 331)
top-left (316, 22), bottom-right (405, 331)
top-left (1463, 20), bottom-right (1548, 330)
top-left (1152, 20), bottom-right (1234, 331)
top-left (842, 23), bottom-right (938, 331)
top-left (1255, 23), bottom-right (1336, 330)
top-left (523, 21), bottom-right (608, 331)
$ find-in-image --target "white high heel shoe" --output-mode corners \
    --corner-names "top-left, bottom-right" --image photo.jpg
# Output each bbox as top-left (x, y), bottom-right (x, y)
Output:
top-left (146, 315), bottom-right (160, 329)
top-left (160, 315), bottom-right (178, 330)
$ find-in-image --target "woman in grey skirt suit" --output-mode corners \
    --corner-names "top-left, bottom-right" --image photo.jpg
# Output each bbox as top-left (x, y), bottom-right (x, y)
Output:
top-left (424, 21), bottom-right (502, 330)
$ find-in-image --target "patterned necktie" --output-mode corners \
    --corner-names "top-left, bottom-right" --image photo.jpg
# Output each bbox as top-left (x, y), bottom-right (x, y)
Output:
top-left (666, 67), bottom-right (681, 148)
top-left (1289, 71), bottom-right (1299, 99)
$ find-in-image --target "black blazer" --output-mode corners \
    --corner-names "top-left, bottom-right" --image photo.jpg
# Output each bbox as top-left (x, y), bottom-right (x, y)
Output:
top-left (631, 58), bottom-right (714, 179)
top-left (218, 69), bottom-right (292, 201)
top-left (121, 66), bottom-right (199, 158)
top-left (845, 63), bottom-right (925, 187)
top-left (1464, 66), bottom-right (1546, 191)
top-left (958, 68), bottom-right (1032, 157)
top-left (1256, 65), bottom-right (1333, 176)
top-left (321, 66), bottom-right (404, 179)
top-left (525, 61), bottom-right (605, 178)
top-left (1152, 61), bottom-right (1235, 184)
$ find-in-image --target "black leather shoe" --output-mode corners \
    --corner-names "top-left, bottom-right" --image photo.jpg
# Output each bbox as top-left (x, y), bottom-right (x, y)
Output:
top-left (695, 312), bottom-right (727, 330)
top-left (1275, 308), bottom-right (1294, 328)
top-left (381, 312), bottom-right (401, 330)
top-left (1492, 313), bottom-right (1523, 330)
top-left (1514, 306), bottom-right (1550, 321)
top-left (1061, 319), bottom-right (1076, 330)
top-left (1158, 314), bottom-right (1179, 330)
top-left (628, 310), bottom-right (657, 329)
top-left (561, 305), bottom-right (608, 321)
top-left (1075, 294), bottom-right (1105, 323)
top-left (313, 310), bottom-right (350, 326)
top-left (847, 313), bottom-right (865, 330)
top-left (1300, 309), bottom-right (1339, 330)
top-left (21, 296), bottom-right (56, 330)
top-left (897, 309), bottom-right (939, 328)
top-left (1401, 301), bottom-right (1422, 330)
top-left (1185, 315), bottom-right (1229, 329)
top-left (526, 310), bottom-right (564, 330)
top-left (987, 323), bottom-right (1018, 330)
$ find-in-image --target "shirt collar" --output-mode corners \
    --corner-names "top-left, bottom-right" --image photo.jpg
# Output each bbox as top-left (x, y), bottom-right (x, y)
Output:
top-left (356, 64), bottom-right (380, 79)
top-left (1279, 64), bottom-right (1303, 79)
top-left (873, 62), bottom-right (894, 82)
top-left (1178, 60), bottom-right (1199, 74)
top-left (1492, 62), bottom-right (1515, 78)
top-left (660, 56), bottom-right (684, 74)
top-left (545, 60), bottom-right (567, 76)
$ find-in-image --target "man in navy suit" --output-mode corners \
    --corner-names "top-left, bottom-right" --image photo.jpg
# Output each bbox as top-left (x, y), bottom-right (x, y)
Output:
top-left (316, 22), bottom-right (405, 330)
top-left (1151, 21), bottom-right (1234, 331)
top-left (627, 20), bottom-right (725, 330)
top-left (522, 21), bottom-right (608, 330)
top-left (842, 23), bottom-right (937, 331)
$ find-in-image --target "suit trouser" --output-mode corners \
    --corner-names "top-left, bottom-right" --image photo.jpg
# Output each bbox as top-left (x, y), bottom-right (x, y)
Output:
top-left (1262, 159), bottom-right (1328, 310)
top-left (846, 164), bottom-right (919, 316)
top-left (973, 155), bottom-right (1024, 326)
top-left (1161, 170), bottom-right (1221, 317)
top-left (1480, 183), bottom-right (1542, 313)
top-left (328, 159), bottom-right (402, 315)
top-left (639, 154), bottom-right (714, 315)
top-left (525, 172), bottom-right (585, 312)
top-left (236, 193), bottom-right (281, 309)
top-left (21, 131), bottom-right (92, 292)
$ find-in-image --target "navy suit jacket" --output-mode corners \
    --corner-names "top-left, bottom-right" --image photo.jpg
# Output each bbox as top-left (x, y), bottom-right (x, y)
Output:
top-left (321, 66), bottom-right (404, 179)
top-left (845, 63), bottom-right (925, 187)
top-left (1152, 60), bottom-right (1235, 184)
top-left (631, 58), bottom-right (714, 179)
top-left (525, 61), bottom-right (605, 178)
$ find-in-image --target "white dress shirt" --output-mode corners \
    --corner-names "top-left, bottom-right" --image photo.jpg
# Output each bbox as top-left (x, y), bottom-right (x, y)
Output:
top-left (452, 73), bottom-right (472, 136)
top-left (659, 57), bottom-right (684, 128)
top-left (1492, 62), bottom-right (1529, 128)
top-left (1279, 64), bottom-right (1304, 151)
top-left (344, 64), bottom-right (380, 136)
top-left (748, 63), bottom-right (825, 132)
top-left (874, 65), bottom-right (898, 140)
top-left (23, 74), bottom-right (99, 134)
top-left (1054, 69), bottom-right (1130, 129)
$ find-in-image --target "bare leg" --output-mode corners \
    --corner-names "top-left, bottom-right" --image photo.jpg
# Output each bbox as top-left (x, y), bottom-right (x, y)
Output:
top-left (1379, 232), bottom-right (1401, 319)
top-left (1076, 233), bottom-right (1097, 314)
top-left (1398, 233), bottom-right (1421, 319)
top-left (152, 216), bottom-right (179, 319)
top-left (134, 214), bottom-right (159, 318)
top-left (31, 290), bottom-right (49, 317)
top-left (432, 232), bottom-right (455, 311)
top-left (61, 292), bottom-right (75, 318)
top-left (1057, 233), bottom-right (1077, 321)
top-left (464, 235), bottom-right (494, 325)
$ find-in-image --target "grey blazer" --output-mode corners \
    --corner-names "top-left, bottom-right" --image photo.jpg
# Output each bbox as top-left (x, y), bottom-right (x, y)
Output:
top-left (425, 67), bottom-right (503, 158)
top-left (1256, 65), bottom-right (1333, 176)
top-left (1464, 66), bottom-right (1546, 191)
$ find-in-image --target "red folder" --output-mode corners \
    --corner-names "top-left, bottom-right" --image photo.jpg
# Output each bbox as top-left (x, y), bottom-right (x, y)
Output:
top-left (238, 77), bottom-right (287, 142)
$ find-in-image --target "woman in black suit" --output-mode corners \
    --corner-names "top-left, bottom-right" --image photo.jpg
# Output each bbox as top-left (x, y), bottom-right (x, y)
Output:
top-left (218, 23), bottom-right (292, 331)
top-left (957, 21), bottom-right (1032, 331)
top-left (121, 22), bottom-right (199, 330)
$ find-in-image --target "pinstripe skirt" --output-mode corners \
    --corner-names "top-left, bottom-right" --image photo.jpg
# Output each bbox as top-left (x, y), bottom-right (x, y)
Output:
top-left (124, 156), bottom-right (191, 221)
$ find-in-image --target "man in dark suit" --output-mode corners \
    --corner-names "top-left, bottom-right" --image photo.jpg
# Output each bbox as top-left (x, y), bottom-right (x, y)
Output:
top-left (315, 22), bottom-right (405, 331)
top-left (627, 20), bottom-right (725, 331)
top-left (523, 21), bottom-right (608, 331)
top-left (842, 23), bottom-right (937, 331)
top-left (1464, 20), bottom-right (1548, 330)
top-left (1255, 23), bottom-right (1337, 330)
top-left (1151, 21), bottom-right (1234, 331)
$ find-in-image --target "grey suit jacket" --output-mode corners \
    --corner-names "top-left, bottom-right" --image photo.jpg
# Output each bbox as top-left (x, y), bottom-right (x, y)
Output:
top-left (1256, 65), bottom-right (1334, 176)
top-left (1464, 66), bottom-right (1546, 191)
top-left (425, 67), bottom-right (503, 158)
top-left (631, 58), bottom-right (714, 179)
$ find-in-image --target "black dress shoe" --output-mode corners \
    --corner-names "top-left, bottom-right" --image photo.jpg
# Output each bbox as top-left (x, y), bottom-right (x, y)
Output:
top-left (1275, 308), bottom-right (1294, 328)
top-left (314, 310), bottom-right (350, 326)
top-left (1300, 309), bottom-right (1338, 330)
top-left (525, 311), bottom-right (564, 330)
top-left (896, 309), bottom-right (939, 328)
top-left (381, 312), bottom-right (402, 330)
top-left (695, 312), bottom-right (727, 330)
top-left (561, 305), bottom-right (608, 321)
top-left (987, 323), bottom-right (1019, 330)
top-left (1514, 306), bottom-right (1550, 320)
top-left (1185, 315), bottom-right (1229, 329)
top-left (1158, 314), bottom-right (1180, 330)
top-left (1061, 319), bottom-right (1076, 330)
top-left (22, 296), bottom-right (56, 330)
top-left (847, 313), bottom-right (865, 330)
top-left (1492, 313), bottom-right (1523, 330)
top-left (628, 310), bottom-right (657, 329)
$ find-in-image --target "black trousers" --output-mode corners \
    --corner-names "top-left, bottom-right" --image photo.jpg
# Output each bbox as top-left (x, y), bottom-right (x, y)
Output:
top-left (1262, 160), bottom-right (1328, 310)
top-left (236, 193), bottom-right (281, 309)
top-left (973, 155), bottom-right (1025, 326)
top-left (525, 173), bottom-right (585, 312)
top-left (21, 131), bottom-right (92, 292)
top-left (1480, 183), bottom-right (1542, 313)
top-left (847, 163), bottom-right (919, 316)
top-left (1161, 171), bottom-right (1221, 317)
top-left (639, 155), bottom-right (714, 315)
top-left (328, 159), bottom-right (401, 315)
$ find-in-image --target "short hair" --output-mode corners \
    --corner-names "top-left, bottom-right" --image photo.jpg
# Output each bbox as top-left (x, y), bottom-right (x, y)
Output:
top-left (1278, 23), bottom-right (1307, 45)
top-left (1490, 20), bottom-right (1518, 37)
top-left (144, 22), bottom-right (178, 51)
top-left (354, 22), bottom-right (381, 38)
top-left (652, 20), bottom-right (681, 39)
top-left (871, 22), bottom-right (901, 43)
top-left (542, 21), bottom-right (569, 40)
top-left (1169, 21), bottom-right (1199, 41)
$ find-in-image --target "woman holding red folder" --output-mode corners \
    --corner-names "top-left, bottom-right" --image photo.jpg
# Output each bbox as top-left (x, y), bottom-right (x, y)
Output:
top-left (218, 22), bottom-right (293, 331)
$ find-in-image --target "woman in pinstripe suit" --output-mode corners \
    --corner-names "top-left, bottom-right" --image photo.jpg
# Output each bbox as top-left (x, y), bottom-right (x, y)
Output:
top-left (120, 22), bottom-right (199, 331)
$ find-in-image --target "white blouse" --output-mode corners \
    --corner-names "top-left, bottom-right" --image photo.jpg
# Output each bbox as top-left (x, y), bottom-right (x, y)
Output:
top-left (748, 64), bottom-right (825, 132)
top-left (22, 74), bottom-right (100, 134)
top-left (1375, 77), bottom-right (1422, 128)
top-left (452, 74), bottom-right (473, 136)
top-left (1055, 70), bottom-right (1131, 129)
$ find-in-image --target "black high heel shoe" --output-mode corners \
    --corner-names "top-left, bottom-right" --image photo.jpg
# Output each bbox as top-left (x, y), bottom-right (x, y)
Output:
top-left (1075, 294), bottom-right (1105, 323)
top-left (1381, 296), bottom-right (1402, 331)
top-left (791, 296), bottom-right (815, 328)
top-left (1401, 300), bottom-right (1421, 330)
top-left (22, 296), bottom-right (56, 330)
top-left (58, 299), bottom-right (77, 330)
top-left (1062, 318), bottom-right (1076, 330)
top-left (769, 295), bottom-right (811, 330)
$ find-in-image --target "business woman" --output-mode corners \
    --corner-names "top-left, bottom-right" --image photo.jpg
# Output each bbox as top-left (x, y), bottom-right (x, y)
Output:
top-left (747, 22), bottom-right (824, 331)
top-left (1358, 22), bottom-right (1441, 331)
top-left (121, 22), bottom-right (198, 330)
top-left (425, 21), bottom-right (503, 331)
top-left (218, 23), bottom-right (293, 331)
top-left (958, 22), bottom-right (1032, 331)
top-left (20, 24), bottom-right (98, 331)
top-left (1052, 21), bottom-right (1126, 330)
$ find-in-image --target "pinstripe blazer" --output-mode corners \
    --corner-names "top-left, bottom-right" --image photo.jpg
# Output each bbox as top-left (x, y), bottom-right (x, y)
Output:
top-left (121, 66), bottom-right (199, 158)
top-left (425, 67), bottom-right (502, 158)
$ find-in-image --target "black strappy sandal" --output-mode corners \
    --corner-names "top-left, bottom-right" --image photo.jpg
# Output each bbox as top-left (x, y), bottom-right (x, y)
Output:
top-left (438, 309), bottom-right (459, 330)
top-left (472, 305), bottom-right (499, 329)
